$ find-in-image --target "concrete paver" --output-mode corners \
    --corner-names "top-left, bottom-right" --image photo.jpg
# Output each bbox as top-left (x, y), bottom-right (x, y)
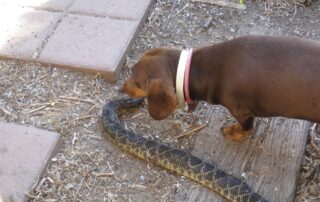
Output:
top-left (69, 0), bottom-right (153, 20)
top-left (0, 0), bottom-right (73, 11)
top-left (0, 0), bottom-right (154, 81)
top-left (0, 122), bottom-right (61, 202)
top-left (38, 14), bottom-right (137, 81)
top-left (0, 5), bottom-right (62, 59)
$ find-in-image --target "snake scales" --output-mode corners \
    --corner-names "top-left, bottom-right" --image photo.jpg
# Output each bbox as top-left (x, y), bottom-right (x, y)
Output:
top-left (102, 98), bottom-right (267, 202)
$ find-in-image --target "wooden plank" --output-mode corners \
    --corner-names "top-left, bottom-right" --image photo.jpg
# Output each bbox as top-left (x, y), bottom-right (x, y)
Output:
top-left (174, 106), bottom-right (311, 202)
top-left (192, 0), bottom-right (247, 10)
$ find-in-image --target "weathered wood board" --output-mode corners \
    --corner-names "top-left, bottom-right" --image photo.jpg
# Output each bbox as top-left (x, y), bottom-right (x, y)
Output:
top-left (174, 106), bottom-right (311, 202)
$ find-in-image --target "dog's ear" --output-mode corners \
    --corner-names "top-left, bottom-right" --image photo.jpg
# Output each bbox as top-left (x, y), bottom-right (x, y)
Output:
top-left (147, 79), bottom-right (177, 120)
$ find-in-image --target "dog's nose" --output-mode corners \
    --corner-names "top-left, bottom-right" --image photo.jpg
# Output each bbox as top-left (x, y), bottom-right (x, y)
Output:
top-left (121, 82), bottom-right (128, 93)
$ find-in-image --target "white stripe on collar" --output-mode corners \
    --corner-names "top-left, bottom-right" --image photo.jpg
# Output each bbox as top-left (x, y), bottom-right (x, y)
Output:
top-left (176, 49), bottom-right (192, 109)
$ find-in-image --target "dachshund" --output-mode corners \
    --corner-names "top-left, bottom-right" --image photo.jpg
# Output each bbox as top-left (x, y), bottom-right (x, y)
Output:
top-left (123, 35), bottom-right (320, 141)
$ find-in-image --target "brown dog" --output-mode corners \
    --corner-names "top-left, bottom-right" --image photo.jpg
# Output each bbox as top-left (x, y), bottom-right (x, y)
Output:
top-left (123, 35), bottom-right (320, 141)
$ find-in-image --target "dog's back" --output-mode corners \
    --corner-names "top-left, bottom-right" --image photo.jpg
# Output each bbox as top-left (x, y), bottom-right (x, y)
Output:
top-left (222, 36), bottom-right (320, 122)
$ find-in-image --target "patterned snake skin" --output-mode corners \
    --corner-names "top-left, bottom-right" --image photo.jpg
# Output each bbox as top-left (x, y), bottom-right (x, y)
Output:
top-left (102, 98), bottom-right (268, 202)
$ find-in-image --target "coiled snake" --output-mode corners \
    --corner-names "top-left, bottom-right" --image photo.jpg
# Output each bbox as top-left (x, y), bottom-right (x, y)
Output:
top-left (102, 98), bottom-right (267, 202)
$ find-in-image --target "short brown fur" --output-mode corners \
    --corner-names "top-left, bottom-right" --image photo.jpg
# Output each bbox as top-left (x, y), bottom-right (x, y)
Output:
top-left (123, 35), bottom-right (320, 141)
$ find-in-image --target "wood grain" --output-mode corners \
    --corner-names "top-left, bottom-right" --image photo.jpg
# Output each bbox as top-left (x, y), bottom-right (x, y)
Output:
top-left (192, 0), bottom-right (247, 10)
top-left (174, 106), bottom-right (311, 202)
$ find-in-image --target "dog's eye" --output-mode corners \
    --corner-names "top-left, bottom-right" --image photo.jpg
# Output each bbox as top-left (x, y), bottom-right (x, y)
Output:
top-left (135, 81), bottom-right (141, 88)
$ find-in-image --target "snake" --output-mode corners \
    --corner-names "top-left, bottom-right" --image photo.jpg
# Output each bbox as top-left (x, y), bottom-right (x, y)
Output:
top-left (101, 98), bottom-right (267, 202)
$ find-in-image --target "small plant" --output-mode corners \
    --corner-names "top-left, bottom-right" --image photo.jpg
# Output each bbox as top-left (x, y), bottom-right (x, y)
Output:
top-left (240, 0), bottom-right (244, 5)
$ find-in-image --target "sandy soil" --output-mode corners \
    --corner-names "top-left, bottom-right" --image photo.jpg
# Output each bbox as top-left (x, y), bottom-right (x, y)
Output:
top-left (0, 0), bottom-right (319, 201)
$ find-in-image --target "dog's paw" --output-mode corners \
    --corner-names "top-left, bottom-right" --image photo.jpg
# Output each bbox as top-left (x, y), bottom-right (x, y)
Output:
top-left (222, 123), bottom-right (252, 142)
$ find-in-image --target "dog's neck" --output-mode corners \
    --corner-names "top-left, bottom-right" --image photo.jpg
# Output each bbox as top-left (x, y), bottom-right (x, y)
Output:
top-left (168, 46), bottom-right (223, 104)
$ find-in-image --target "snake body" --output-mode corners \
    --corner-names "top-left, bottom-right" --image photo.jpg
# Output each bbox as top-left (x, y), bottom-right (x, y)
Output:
top-left (102, 98), bottom-right (267, 202)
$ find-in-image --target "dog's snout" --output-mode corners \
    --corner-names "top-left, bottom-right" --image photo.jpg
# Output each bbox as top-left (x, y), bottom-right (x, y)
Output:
top-left (121, 82), bottom-right (127, 93)
top-left (119, 86), bottom-right (124, 93)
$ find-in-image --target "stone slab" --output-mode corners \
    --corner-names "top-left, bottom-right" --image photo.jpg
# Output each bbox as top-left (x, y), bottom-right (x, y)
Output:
top-left (0, 0), bottom-right (73, 11)
top-left (69, 0), bottom-right (153, 20)
top-left (37, 14), bottom-right (138, 82)
top-left (0, 5), bottom-right (62, 60)
top-left (0, 122), bottom-right (61, 202)
top-left (0, 0), bottom-right (154, 82)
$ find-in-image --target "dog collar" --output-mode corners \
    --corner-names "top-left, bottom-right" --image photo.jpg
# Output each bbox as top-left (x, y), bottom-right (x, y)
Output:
top-left (176, 49), bottom-right (193, 110)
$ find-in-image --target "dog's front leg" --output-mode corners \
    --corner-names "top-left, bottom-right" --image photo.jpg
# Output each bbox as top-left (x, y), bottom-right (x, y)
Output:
top-left (222, 107), bottom-right (254, 142)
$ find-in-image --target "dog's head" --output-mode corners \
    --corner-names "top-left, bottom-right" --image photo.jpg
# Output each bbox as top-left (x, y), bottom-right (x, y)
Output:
top-left (123, 48), bottom-right (179, 120)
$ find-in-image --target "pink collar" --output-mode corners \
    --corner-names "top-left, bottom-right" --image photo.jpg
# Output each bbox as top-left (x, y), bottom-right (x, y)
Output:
top-left (184, 49), bottom-right (194, 105)
top-left (175, 49), bottom-right (194, 110)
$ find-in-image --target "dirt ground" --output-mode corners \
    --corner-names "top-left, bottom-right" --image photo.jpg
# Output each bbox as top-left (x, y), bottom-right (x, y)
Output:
top-left (0, 0), bottom-right (320, 201)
